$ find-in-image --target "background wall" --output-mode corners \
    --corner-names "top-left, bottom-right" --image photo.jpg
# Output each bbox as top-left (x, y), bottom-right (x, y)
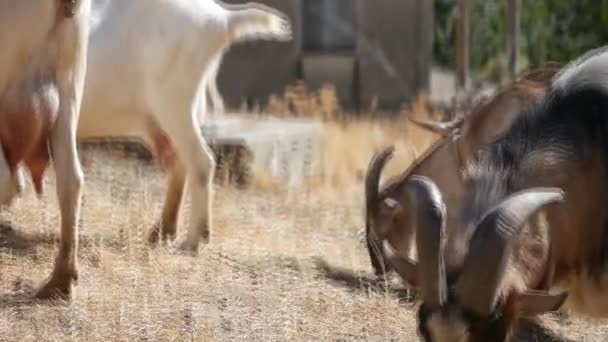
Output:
top-left (216, 0), bottom-right (434, 112)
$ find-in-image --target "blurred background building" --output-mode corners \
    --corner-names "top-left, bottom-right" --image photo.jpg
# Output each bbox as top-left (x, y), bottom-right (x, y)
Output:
top-left (217, 0), bottom-right (608, 114)
top-left (217, 0), bottom-right (434, 112)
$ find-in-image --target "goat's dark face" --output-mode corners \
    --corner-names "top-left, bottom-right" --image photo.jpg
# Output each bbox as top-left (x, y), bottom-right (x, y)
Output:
top-left (366, 190), bottom-right (416, 275)
top-left (365, 147), bottom-right (416, 276)
top-left (415, 296), bottom-right (515, 342)
top-left (382, 176), bottom-right (568, 342)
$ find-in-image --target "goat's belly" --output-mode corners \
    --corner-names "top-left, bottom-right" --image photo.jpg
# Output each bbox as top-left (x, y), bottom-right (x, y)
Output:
top-left (554, 273), bottom-right (608, 318)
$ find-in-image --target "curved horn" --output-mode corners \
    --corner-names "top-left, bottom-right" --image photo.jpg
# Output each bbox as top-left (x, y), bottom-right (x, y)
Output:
top-left (382, 240), bottom-right (418, 287)
top-left (408, 176), bottom-right (448, 307)
top-left (364, 146), bottom-right (395, 275)
top-left (367, 231), bottom-right (385, 276)
top-left (365, 146), bottom-right (395, 212)
top-left (455, 188), bottom-right (565, 315)
top-left (383, 175), bottom-right (448, 307)
top-left (407, 116), bottom-right (464, 136)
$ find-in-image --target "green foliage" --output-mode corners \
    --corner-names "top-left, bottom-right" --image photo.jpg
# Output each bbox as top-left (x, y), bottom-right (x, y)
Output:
top-left (434, 0), bottom-right (608, 72)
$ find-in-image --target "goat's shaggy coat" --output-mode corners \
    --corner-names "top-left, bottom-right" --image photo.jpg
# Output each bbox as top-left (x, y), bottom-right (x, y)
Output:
top-left (383, 47), bottom-right (608, 341)
top-left (364, 66), bottom-right (558, 277)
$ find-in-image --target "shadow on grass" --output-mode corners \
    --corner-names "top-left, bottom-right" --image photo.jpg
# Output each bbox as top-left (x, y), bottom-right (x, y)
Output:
top-left (311, 256), bottom-right (416, 304)
top-left (0, 293), bottom-right (70, 309)
top-left (313, 257), bottom-right (574, 341)
top-left (0, 222), bottom-right (51, 255)
top-left (0, 292), bottom-right (36, 308)
top-left (0, 278), bottom-right (70, 309)
top-left (0, 221), bottom-right (131, 256)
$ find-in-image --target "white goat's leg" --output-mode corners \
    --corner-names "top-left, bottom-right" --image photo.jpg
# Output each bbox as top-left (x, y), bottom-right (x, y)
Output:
top-left (148, 158), bottom-right (186, 243)
top-left (155, 107), bottom-right (215, 253)
top-left (36, 8), bottom-right (88, 299)
top-left (35, 106), bottom-right (84, 299)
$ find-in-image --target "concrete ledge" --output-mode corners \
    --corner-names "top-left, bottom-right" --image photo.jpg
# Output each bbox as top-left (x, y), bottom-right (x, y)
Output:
top-left (78, 115), bottom-right (325, 188)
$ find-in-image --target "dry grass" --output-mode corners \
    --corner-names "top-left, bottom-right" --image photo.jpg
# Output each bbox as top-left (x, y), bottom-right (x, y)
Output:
top-left (0, 150), bottom-right (420, 341)
top-left (0, 88), bottom-right (607, 341)
top-left (260, 86), bottom-right (443, 191)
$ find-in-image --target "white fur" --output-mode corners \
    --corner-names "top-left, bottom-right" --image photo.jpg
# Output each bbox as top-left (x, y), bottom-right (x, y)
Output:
top-left (204, 54), bottom-right (226, 116)
top-left (0, 0), bottom-right (91, 297)
top-left (199, 1), bottom-right (293, 117)
top-left (553, 46), bottom-right (608, 94)
top-left (75, 0), bottom-right (291, 251)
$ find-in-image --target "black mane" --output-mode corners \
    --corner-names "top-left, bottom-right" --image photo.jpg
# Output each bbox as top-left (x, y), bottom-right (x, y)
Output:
top-left (461, 85), bottom-right (608, 229)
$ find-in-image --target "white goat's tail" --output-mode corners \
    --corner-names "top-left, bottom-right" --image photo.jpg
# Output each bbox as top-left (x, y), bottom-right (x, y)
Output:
top-left (225, 3), bottom-right (292, 43)
top-left (552, 46), bottom-right (608, 95)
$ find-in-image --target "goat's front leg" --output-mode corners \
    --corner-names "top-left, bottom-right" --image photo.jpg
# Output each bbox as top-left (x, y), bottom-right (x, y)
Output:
top-left (35, 109), bottom-right (83, 300)
top-left (36, 8), bottom-right (88, 299)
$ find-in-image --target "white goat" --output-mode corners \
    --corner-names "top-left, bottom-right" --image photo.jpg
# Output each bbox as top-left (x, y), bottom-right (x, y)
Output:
top-left (204, 54), bottom-right (226, 116)
top-left (0, 0), bottom-right (91, 299)
top-left (74, 0), bottom-right (292, 251)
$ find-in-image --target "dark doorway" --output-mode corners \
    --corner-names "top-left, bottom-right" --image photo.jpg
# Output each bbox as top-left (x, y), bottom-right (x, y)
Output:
top-left (302, 0), bottom-right (356, 54)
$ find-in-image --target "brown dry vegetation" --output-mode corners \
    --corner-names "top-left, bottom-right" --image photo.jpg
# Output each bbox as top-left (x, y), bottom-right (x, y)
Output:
top-left (0, 87), bottom-right (607, 341)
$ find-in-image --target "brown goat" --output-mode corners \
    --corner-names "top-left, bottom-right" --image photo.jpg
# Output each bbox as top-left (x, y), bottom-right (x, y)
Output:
top-left (365, 65), bottom-right (560, 277)
top-left (383, 47), bottom-right (608, 341)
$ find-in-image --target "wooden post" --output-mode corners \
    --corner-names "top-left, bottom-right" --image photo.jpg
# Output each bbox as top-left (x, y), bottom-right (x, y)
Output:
top-left (454, 0), bottom-right (469, 117)
top-left (456, 0), bottom-right (469, 92)
top-left (506, 0), bottom-right (520, 79)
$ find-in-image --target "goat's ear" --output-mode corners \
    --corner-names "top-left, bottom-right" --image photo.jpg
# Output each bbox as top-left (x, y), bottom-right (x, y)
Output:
top-left (379, 197), bottom-right (403, 216)
top-left (517, 290), bottom-right (568, 317)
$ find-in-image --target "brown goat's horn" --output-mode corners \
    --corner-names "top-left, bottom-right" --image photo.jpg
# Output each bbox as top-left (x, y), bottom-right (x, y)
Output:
top-left (382, 240), bottom-right (418, 287)
top-left (365, 146), bottom-right (395, 212)
top-left (455, 188), bottom-right (565, 315)
top-left (408, 176), bottom-right (448, 307)
top-left (383, 176), bottom-right (448, 307)
top-left (364, 146), bottom-right (395, 276)
top-left (407, 116), bottom-right (464, 136)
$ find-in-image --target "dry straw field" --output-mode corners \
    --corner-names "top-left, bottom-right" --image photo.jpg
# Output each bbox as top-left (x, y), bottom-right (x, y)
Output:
top-left (0, 85), bottom-right (607, 341)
